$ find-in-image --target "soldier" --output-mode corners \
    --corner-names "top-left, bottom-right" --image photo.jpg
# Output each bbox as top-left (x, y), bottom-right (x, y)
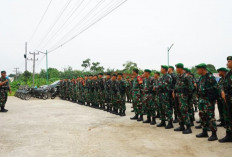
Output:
top-left (92, 75), bottom-right (99, 108)
top-left (0, 71), bottom-right (11, 112)
top-left (168, 66), bottom-right (178, 123)
top-left (142, 69), bottom-right (155, 124)
top-left (152, 71), bottom-right (160, 125)
top-left (111, 74), bottom-right (118, 114)
top-left (104, 73), bottom-right (112, 112)
top-left (116, 73), bottom-right (126, 116)
top-left (216, 68), bottom-right (228, 127)
top-left (195, 63), bottom-right (218, 141)
top-left (85, 75), bottom-right (91, 106)
top-left (130, 68), bottom-right (143, 121)
top-left (156, 65), bottom-right (173, 129)
top-left (97, 73), bottom-right (105, 110)
top-left (126, 76), bottom-right (132, 103)
top-left (219, 56), bottom-right (232, 143)
top-left (173, 63), bottom-right (194, 134)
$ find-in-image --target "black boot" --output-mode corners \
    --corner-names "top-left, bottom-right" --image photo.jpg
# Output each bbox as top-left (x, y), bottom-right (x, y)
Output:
top-left (195, 124), bottom-right (202, 129)
top-left (120, 110), bottom-right (126, 116)
top-left (219, 131), bottom-right (232, 143)
top-left (137, 115), bottom-right (143, 121)
top-left (150, 117), bottom-right (156, 125)
top-left (155, 113), bottom-right (160, 118)
top-left (183, 125), bottom-right (192, 134)
top-left (130, 114), bottom-right (138, 120)
top-left (208, 131), bottom-right (218, 141)
top-left (174, 123), bottom-right (185, 131)
top-left (190, 117), bottom-right (194, 126)
top-left (0, 107), bottom-right (8, 112)
top-left (196, 129), bottom-right (209, 138)
top-left (165, 121), bottom-right (174, 129)
top-left (157, 120), bottom-right (166, 127)
top-left (143, 116), bottom-right (151, 123)
top-left (116, 109), bottom-right (121, 115)
top-left (173, 115), bottom-right (178, 123)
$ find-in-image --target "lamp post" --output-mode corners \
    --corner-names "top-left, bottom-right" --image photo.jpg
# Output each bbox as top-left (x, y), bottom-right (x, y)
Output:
top-left (37, 50), bottom-right (48, 85)
top-left (167, 44), bottom-right (174, 67)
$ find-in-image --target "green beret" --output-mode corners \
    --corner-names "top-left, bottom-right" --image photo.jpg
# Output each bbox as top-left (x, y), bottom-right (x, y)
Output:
top-left (169, 66), bottom-right (174, 70)
top-left (1, 71), bottom-right (6, 74)
top-left (144, 69), bottom-right (151, 73)
top-left (117, 73), bottom-right (123, 76)
top-left (195, 63), bottom-right (207, 69)
top-left (227, 56), bottom-right (232, 61)
top-left (155, 71), bottom-right (160, 75)
top-left (161, 65), bottom-right (168, 71)
top-left (98, 73), bottom-right (103, 75)
top-left (175, 63), bottom-right (184, 69)
top-left (217, 67), bottom-right (228, 72)
top-left (133, 68), bottom-right (139, 74)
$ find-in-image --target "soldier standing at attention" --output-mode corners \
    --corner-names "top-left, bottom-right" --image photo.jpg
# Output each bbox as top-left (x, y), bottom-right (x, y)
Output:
top-left (105, 73), bottom-right (112, 112)
top-left (97, 73), bottom-right (105, 110)
top-left (111, 74), bottom-right (118, 114)
top-left (0, 71), bottom-right (11, 112)
top-left (126, 76), bottom-right (132, 103)
top-left (216, 68), bottom-right (228, 127)
top-left (173, 64), bottom-right (194, 134)
top-left (219, 56), bottom-right (232, 143)
top-left (130, 69), bottom-right (143, 121)
top-left (156, 65), bottom-right (173, 129)
top-left (168, 66), bottom-right (178, 123)
top-left (195, 63), bottom-right (218, 141)
top-left (116, 73), bottom-right (126, 116)
top-left (152, 71), bottom-right (161, 125)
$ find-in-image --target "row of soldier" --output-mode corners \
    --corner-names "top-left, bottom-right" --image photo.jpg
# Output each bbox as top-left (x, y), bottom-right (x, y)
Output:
top-left (59, 56), bottom-right (232, 143)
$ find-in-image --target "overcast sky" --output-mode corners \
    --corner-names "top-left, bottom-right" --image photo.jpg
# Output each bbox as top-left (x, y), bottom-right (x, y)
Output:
top-left (0, 0), bottom-right (231, 75)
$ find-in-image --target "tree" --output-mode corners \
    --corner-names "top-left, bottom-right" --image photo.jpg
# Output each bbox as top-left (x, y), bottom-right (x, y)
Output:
top-left (90, 62), bottom-right (104, 72)
top-left (81, 58), bottom-right (91, 71)
top-left (122, 61), bottom-right (138, 74)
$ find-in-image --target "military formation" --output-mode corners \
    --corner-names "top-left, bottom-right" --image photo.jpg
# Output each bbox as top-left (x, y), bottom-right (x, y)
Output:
top-left (1, 56), bottom-right (232, 143)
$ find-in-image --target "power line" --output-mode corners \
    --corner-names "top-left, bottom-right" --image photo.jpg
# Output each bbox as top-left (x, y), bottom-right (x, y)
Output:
top-left (35, 0), bottom-right (73, 50)
top-left (28, 0), bottom-right (53, 42)
top-left (48, 0), bottom-right (128, 53)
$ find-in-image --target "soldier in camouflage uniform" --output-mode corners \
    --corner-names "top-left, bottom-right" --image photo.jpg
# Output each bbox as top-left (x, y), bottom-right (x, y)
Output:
top-left (168, 66), bottom-right (178, 123)
top-left (156, 65), bottom-right (173, 129)
top-left (0, 71), bottom-right (11, 112)
top-left (219, 56), bottom-right (232, 143)
top-left (173, 63), bottom-right (194, 134)
top-left (126, 76), bottom-right (132, 103)
top-left (97, 73), bottom-right (105, 110)
top-left (130, 69), bottom-right (143, 120)
top-left (152, 71), bottom-right (161, 125)
top-left (216, 68), bottom-right (228, 127)
top-left (195, 63), bottom-right (218, 141)
top-left (91, 75), bottom-right (99, 108)
top-left (104, 73), bottom-right (112, 112)
top-left (111, 74), bottom-right (118, 114)
top-left (116, 73), bottom-right (126, 116)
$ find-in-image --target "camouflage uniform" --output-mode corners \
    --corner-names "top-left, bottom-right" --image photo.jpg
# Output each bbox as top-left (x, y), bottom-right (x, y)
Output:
top-left (111, 79), bottom-right (118, 111)
top-left (152, 78), bottom-right (160, 117)
top-left (97, 78), bottom-right (105, 109)
top-left (217, 77), bottom-right (225, 124)
top-left (126, 79), bottom-right (132, 102)
top-left (132, 75), bottom-right (143, 116)
top-left (142, 77), bottom-right (154, 117)
top-left (169, 73), bottom-right (178, 121)
top-left (0, 77), bottom-right (9, 108)
top-left (105, 78), bottom-right (112, 110)
top-left (117, 79), bottom-right (127, 112)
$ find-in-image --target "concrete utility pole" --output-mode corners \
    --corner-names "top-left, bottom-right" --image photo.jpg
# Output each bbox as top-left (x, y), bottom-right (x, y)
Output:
top-left (36, 50), bottom-right (48, 85)
top-left (14, 68), bottom-right (19, 81)
top-left (24, 42), bottom-right (28, 71)
top-left (28, 52), bottom-right (39, 87)
top-left (167, 44), bottom-right (174, 67)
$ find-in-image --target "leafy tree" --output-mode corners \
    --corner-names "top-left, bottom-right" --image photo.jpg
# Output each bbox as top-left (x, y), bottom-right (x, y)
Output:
top-left (90, 62), bottom-right (104, 72)
top-left (81, 58), bottom-right (91, 71)
top-left (122, 61), bottom-right (138, 74)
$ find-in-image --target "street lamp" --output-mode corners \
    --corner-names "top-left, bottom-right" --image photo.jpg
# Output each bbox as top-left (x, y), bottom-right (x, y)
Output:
top-left (167, 44), bottom-right (174, 67)
top-left (36, 50), bottom-right (48, 85)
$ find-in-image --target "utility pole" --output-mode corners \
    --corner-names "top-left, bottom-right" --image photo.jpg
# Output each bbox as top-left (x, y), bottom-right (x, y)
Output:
top-left (28, 52), bottom-right (39, 87)
top-left (36, 50), bottom-right (48, 85)
top-left (14, 68), bottom-right (19, 81)
top-left (24, 42), bottom-right (28, 71)
top-left (167, 44), bottom-right (174, 67)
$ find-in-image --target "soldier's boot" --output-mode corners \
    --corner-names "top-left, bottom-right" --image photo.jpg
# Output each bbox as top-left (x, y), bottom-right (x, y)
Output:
top-left (130, 114), bottom-right (138, 120)
top-left (194, 107), bottom-right (198, 112)
top-left (219, 131), bottom-right (232, 143)
top-left (103, 105), bottom-right (107, 111)
top-left (120, 110), bottom-right (126, 116)
top-left (150, 117), bottom-right (156, 125)
top-left (196, 120), bottom-right (201, 123)
top-left (109, 107), bottom-right (113, 113)
top-left (196, 130), bottom-right (209, 138)
top-left (217, 120), bottom-right (225, 127)
top-left (183, 125), bottom-right (192, 134)
top-left (155, 112), bottom-right (160, 118)
top-left (143, 116), bottom-right (151, 123)
top-left (0, 107), bottom-right (8, 112)
top-left (174, 123), bottom-right (185, 131)
top-left (116, 109), bottom-right (121, 115)
top-left (157, 120), bottom-right (166, 127)
top-left (114, 108), bottom-right (119, 115)
top-left (137, 115), bottom-right (143, 121)
top-left (165, 121), bottom-right (173, 129)
top-left (208, 131), bottom-right (218, 141)
top-left (190, 117), bottom-right (194, 126)
top-left (195, 124), bottom-right (202, 129)
top-left (173, 115), bottom-right (178, 123)
top-left (86, 103), bottom-right (90, 106)
top-left (100, 105), bottom-right (104, 110)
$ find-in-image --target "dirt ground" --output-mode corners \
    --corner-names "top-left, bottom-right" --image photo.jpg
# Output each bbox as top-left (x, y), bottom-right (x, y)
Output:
top-left (0, 97), bottom-right (231, 157)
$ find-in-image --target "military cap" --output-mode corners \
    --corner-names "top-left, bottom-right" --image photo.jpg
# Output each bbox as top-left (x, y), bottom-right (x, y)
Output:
top-left (175, 63), bottom-right (184, 69)
top-left (133, 68), bottom-right (139, 74)
top-left (117, 72), bottom-right (123, 76)
top-left (155, 71), bottom-right (160, 75)
top-left (1, 71), bottom-right (6, 74)
top-left (227, 56), bottom-right (232, 61)
top-left (112, 74), bottom-right (117, 76)
top-left (195, 63), bottom-right (207, 69)
top-left (98, 73), bottom-right (103, 75)
top-left (169, 66), bottom-right (174, 70)
top-left (217, 67), bottom-right (228, 72)
top-left (161, 65), bottom-right (168, 71)
top-left (144, 69), bottom-right (151, 73)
